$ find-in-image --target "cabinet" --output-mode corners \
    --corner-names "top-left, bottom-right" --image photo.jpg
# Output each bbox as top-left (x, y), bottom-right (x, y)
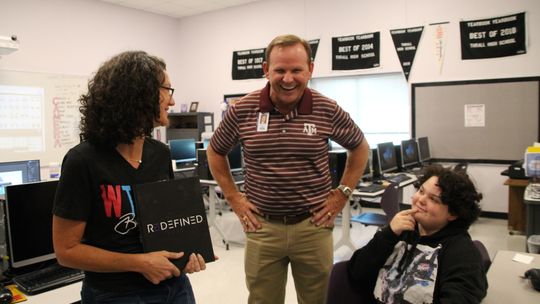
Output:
top-left (504, 178), bottom-right (529, 234)
top-left (166, 112), bottom-right (214, 141)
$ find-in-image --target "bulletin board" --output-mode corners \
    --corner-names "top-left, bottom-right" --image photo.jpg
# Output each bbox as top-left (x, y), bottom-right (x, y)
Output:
top-left (0, 70), bottom-right (88, 165)
top-left (412, 77), bottom-right (540, 162)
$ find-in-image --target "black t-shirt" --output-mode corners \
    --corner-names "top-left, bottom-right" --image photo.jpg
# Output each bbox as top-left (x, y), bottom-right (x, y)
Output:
top-left (53, 138), bottom-right (174, 292)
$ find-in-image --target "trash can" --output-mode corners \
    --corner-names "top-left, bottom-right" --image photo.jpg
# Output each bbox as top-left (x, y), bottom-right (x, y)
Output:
top-left (528, 235), bottom-right (540, 254)
top-left (524, 184), bottom-right (540, 252)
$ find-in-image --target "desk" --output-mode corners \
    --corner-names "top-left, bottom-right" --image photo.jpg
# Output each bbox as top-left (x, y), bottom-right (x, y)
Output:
top-left (199, 179), bottom-right (244, 250)
top-left (22, 281), bottom-right (81, 303)
top-left (504, 178), bottom-right (529, 234)
top-left (483, 250), bottom-right (540, 303)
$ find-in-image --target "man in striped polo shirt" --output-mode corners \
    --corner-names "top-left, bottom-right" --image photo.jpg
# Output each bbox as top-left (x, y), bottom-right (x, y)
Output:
top-left (208, 34), bottom-right (370, 304)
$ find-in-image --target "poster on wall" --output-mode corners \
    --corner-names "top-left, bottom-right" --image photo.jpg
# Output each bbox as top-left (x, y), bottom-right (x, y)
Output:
top-left (332, 32), bottom-right (380, 70)
top-left (232, 48), bottom-right (265, 80)
top-left (222, 93), bottom-right (246, 118)
top-left (390, 26), bottom-right (424, 80)
top-left (460, 12), bottom-right (526, 60)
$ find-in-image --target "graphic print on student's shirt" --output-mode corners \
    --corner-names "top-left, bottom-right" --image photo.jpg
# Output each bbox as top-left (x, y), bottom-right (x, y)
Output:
top-left (374, 241), bottom-right (441, 304)
top-left (100, 184), bottom-right (137, 235)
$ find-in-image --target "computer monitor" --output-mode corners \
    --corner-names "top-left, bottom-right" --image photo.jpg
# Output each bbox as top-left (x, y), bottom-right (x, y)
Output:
top-left (417, 137), bottom-right (431, 163)
top-left (377, 142), bottom-right (398, 174)
top-left (0, 160), bottom-right (41, 200)
top-left (202, 138), bottom-right (210, 149)
top-left (400, 139), bottom-right (420, 169)
top-left (169, 139), bottom-right (197, 165)
top-left (4, 180), bottom-right (58, 270)
top-left (228, 144), bottom-right (243, 172)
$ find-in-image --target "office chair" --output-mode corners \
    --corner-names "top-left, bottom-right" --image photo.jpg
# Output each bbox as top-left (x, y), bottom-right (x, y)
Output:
top-left (351, 182), bottom-right (400, 227)
top-left (453, 162), bottom-right (468, 174)
top-left (325, 261), bottom-right (362, 303)
top-left (473, 240), bottom-right (491, 273)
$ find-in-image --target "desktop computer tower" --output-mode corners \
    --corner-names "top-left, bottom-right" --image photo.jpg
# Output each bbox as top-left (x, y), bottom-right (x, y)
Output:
top-left (196, 149), bottom-right (213, 180)
top-left (371, 148), bottom-right (382, 179)
top-left (329, 151), bottom-right (347, 188)
top-left (395, 145), bottom-right (404, 172)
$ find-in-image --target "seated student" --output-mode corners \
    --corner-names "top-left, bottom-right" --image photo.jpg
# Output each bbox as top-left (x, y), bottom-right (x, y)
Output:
top-left (347, 164), bottom-right (487, 303)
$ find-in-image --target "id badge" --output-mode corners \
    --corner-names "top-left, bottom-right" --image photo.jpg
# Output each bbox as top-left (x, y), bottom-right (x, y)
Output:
top-left (257, 112), bottom-right (269, 132)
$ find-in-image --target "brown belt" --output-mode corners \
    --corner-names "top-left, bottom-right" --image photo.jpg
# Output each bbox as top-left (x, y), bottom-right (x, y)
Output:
top-left (262, 212), bottom-right (312, 225)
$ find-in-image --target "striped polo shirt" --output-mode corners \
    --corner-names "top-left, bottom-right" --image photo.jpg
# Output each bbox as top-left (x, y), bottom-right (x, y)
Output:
top-left (210, 83), bottom-right (364, 216)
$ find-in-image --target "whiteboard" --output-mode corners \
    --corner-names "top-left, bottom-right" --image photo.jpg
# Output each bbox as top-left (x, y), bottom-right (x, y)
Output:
top-left (412, 77), bottom-right (540, 162)
top-left (0, 70), bottom-right (87, 165)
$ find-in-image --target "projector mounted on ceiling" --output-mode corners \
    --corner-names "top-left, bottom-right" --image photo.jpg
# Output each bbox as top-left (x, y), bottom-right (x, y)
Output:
top-left (0, 35), bottom-right (19, 55)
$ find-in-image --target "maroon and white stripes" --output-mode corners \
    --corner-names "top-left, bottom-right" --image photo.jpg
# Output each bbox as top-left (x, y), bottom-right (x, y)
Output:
top-left (211, 88), bottom-right (364, 216)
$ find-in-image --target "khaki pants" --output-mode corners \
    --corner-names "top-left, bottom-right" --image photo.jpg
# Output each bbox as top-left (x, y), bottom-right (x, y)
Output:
top-left (245, 215), bottom-right (333, 304)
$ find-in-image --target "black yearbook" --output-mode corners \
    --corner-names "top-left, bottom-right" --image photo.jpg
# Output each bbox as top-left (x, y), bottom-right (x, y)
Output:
top-left (133, 177), bottom-right (215, 269)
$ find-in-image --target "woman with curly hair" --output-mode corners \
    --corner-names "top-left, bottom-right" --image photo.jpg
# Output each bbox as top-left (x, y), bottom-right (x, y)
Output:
top-left (52, 51), bottom-right (207, 303)
top-left (347, 164), bottom-right (488, 303)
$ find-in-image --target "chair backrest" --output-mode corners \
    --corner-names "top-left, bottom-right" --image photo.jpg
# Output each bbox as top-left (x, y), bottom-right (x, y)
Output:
top-left (380, 182), bottom-right (400, 221)
top-left (473, 240), bottom-right (491, 273)
top-left (453, 162), bottom-right (468, 174)
top-left (326, 261), bottom-right (362, 303)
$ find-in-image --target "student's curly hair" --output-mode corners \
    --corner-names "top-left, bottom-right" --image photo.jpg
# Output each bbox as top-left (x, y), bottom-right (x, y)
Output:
top-left (416, 164), bottom-right (483, 227)
top-left (79, 51), bottom-right (166, 147)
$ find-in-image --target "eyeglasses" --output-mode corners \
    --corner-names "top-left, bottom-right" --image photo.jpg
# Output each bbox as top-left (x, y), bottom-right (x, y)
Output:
top-left (160, 85), bottom-right (175, 97)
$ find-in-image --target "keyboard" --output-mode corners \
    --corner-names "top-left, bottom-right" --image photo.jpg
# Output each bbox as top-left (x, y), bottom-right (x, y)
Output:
top-left (13, 263), bottom-right (84, 295)
top-left (385, 173), bottom-right (412, 184)
top-left (356, 183), bottom-right (385, 193)
top-left (232, 172), bottom-right (245, 182)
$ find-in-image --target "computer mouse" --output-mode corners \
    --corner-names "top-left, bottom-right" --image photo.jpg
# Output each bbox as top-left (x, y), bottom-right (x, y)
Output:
top-left (0, 286), bottom-right (12, 304)
top-left (524, 268), bottom-right (540, 291)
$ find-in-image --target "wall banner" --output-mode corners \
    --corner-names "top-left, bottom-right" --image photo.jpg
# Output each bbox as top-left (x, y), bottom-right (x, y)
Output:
top-left (460, 12), bottom-right (526, 60)
top-left (332, 32), bottom-right (380, 70)
top-left (232, 48), bottom-right (265, 80)
top-left (309, 39), bottom-right (320, 61)
top-left (390, 26), bottom-right (424, 80)
top-left (431, 22), bottom-right (449, 75)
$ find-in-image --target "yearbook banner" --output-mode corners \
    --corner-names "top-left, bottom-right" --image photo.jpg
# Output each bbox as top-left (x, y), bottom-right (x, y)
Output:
top-left (460, 12), bottom-right (526, 60)
top-left (332, 32), bottom-right (380, 70)
top-left (232, 39), bottom-right (320, 80)
top-left (390, 26), bottom-right (424, 80)
top-left (232, 48), bottom-right (265, 80)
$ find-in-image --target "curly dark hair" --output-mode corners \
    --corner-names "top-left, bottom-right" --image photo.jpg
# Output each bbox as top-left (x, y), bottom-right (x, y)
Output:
top-left (416, 164), bottom-right (483, 227)
top-left (79, 51), bottom-right (166, 147)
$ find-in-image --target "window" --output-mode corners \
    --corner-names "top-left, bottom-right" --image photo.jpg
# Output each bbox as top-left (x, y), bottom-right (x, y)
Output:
top-left (310, 73), bottom-right (409, 147)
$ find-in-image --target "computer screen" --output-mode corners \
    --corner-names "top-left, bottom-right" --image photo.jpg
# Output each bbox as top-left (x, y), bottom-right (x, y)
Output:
top-left (0, 160), bottom-right (41, 200)
top-left (202, 138), bottom-right (210, 149)
top-left (5, 180), bottom-right (58, 269)
top-left (400, 139), bottom-right (420, 169)
top-left (417, 137), bottom-right (431, 162)
top-left (377, 142), bottom-right (398, 174)
top-left (169, 139), bottom-right (197, 164)
top-left (228, 144), bottom-right (243, 172)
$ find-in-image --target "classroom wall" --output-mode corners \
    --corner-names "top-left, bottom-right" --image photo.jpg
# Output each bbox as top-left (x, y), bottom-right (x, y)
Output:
top-left (0, 0), bottom-right (182, 82)
top-left (173, 0), bottom-right (540, 115)
top-left (172, 0), bottom-right (540, 214)
top-left (2, 0), bottom-right (539, 213)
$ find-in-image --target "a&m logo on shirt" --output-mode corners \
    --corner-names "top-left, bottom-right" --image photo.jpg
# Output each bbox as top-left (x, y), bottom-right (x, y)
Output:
top-left (303, 123), bottom-right (317, 135)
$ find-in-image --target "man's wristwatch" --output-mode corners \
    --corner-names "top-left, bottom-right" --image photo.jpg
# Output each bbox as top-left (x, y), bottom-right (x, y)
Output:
top-left (337, 184), bottom-right (353, 198)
